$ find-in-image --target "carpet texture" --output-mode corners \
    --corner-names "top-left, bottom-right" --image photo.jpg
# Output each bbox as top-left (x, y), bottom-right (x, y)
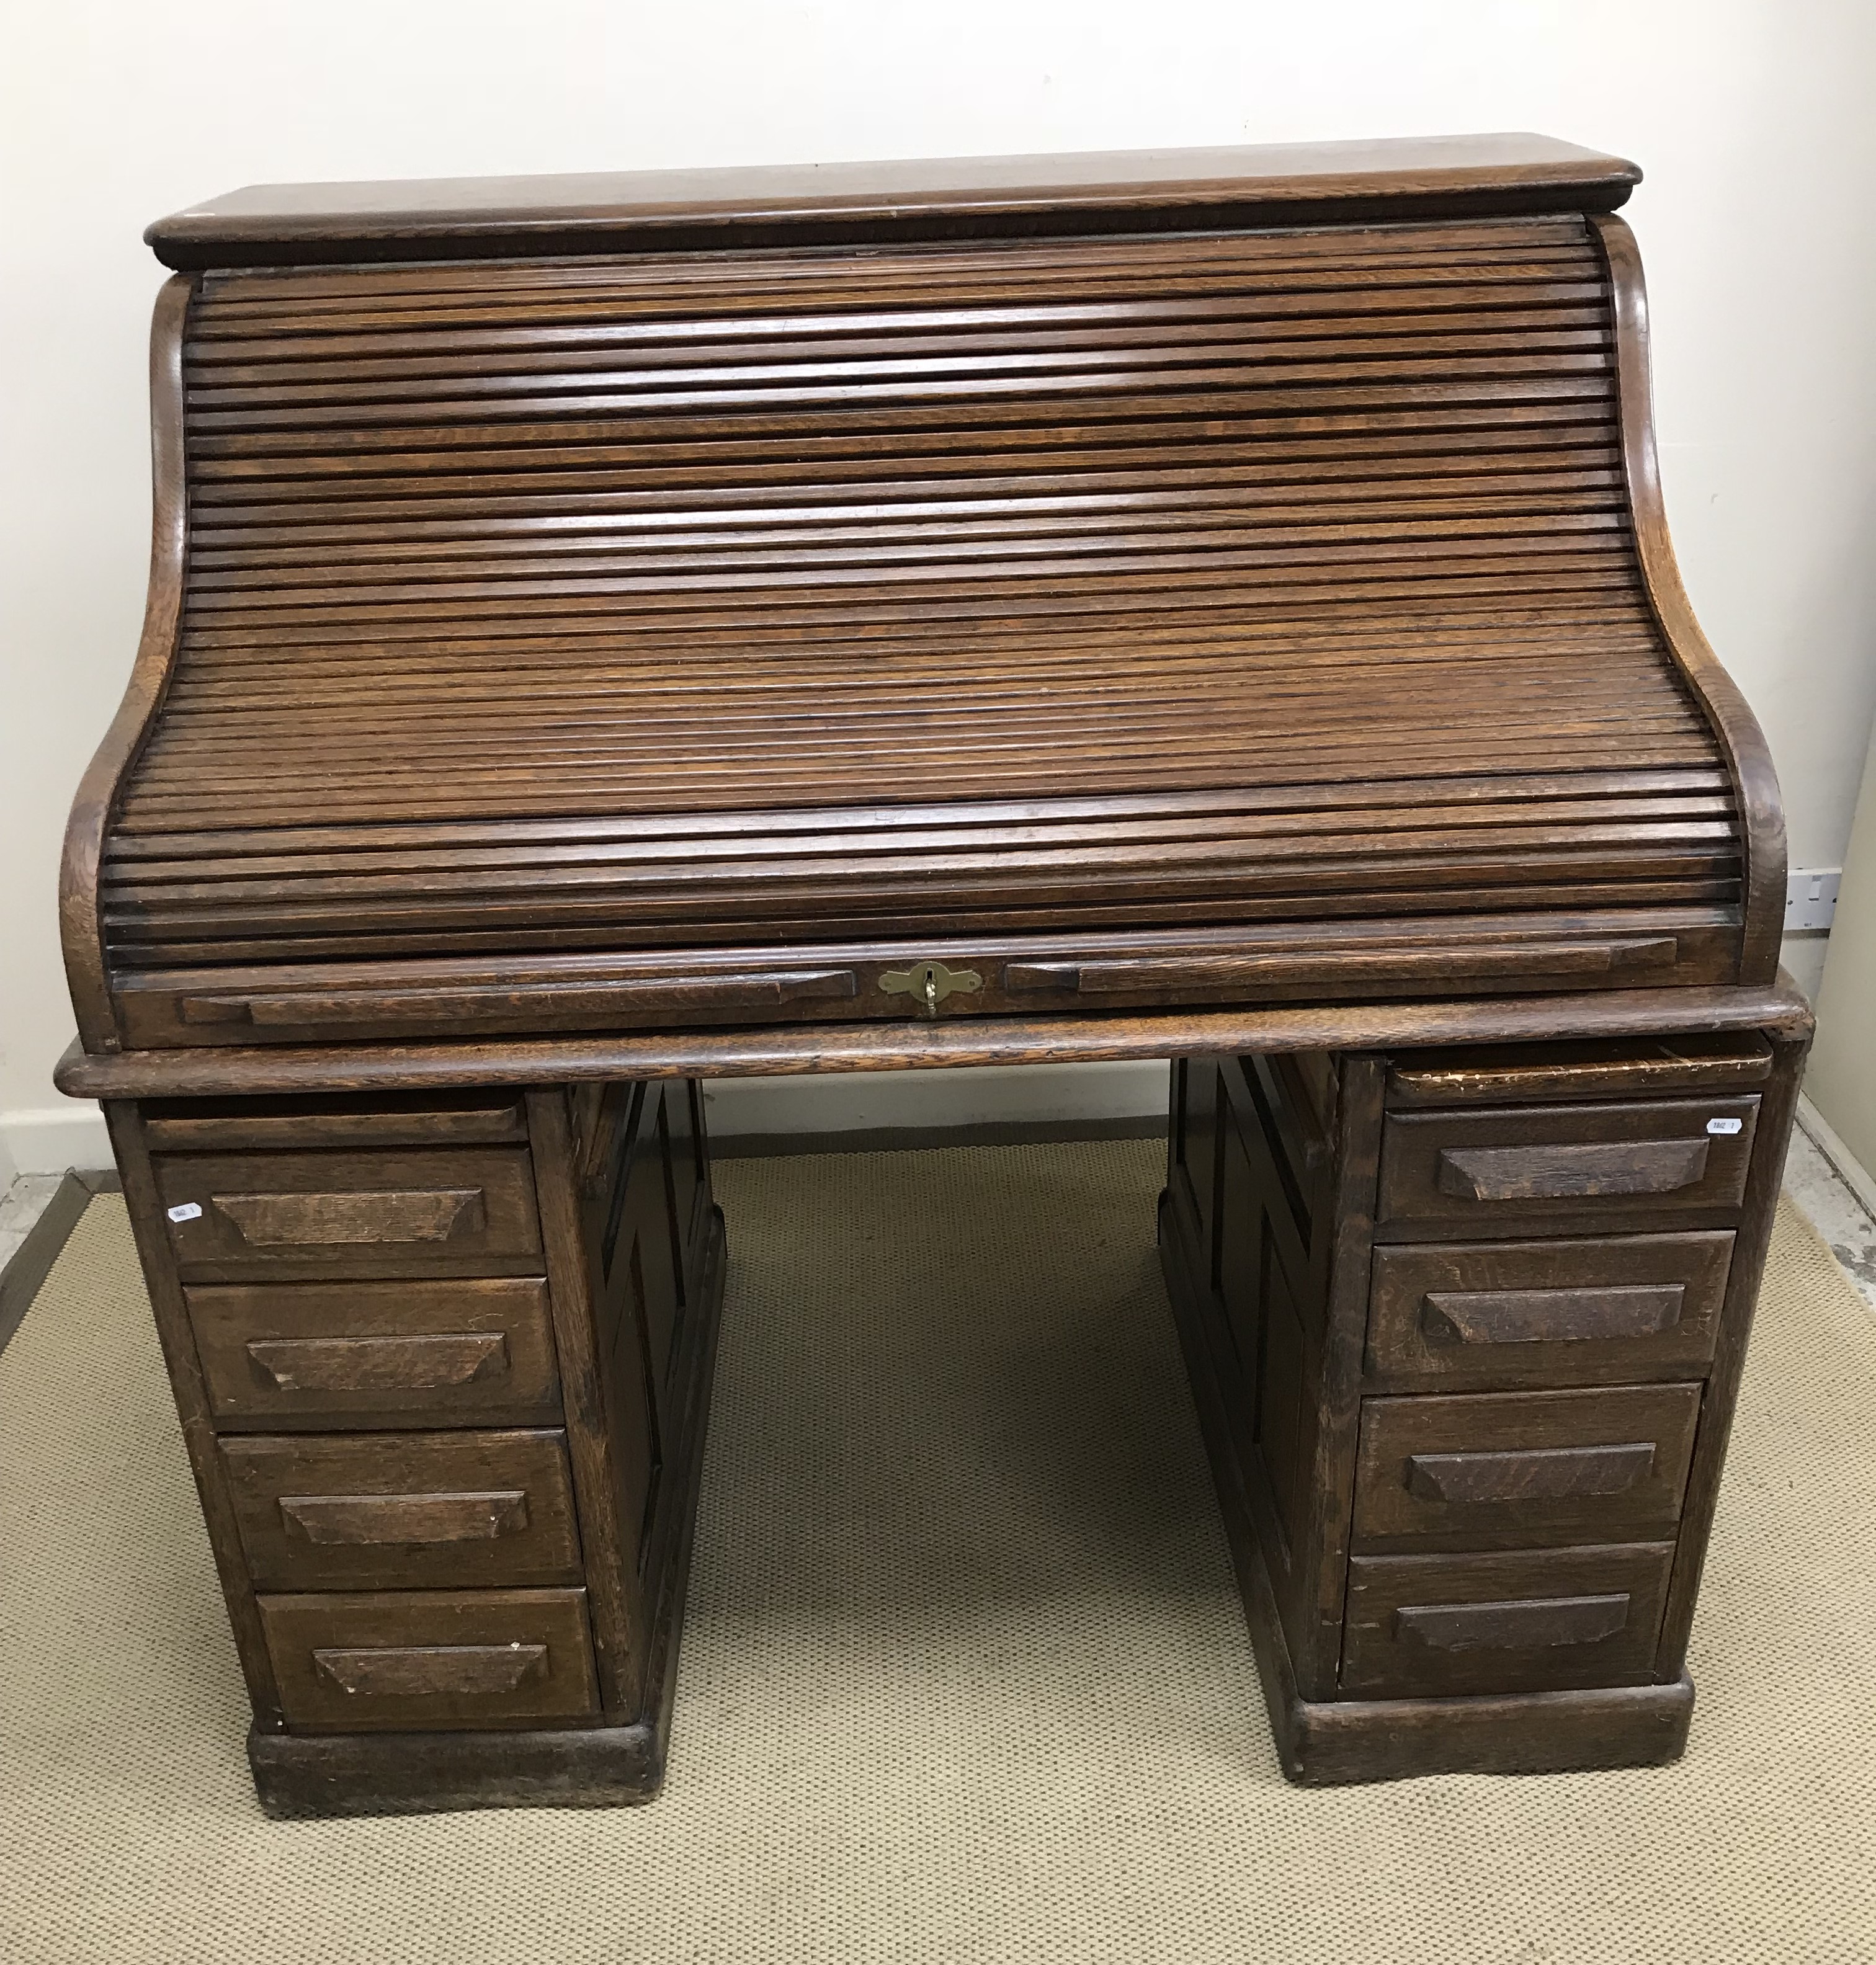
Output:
top-left (2, 1141), bottom-right (1874, 1964)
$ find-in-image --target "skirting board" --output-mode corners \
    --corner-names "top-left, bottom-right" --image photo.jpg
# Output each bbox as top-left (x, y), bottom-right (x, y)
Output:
top-left (0, 1105), bottom-right (111, 1178)
top-left (5, 1061), bottom-right (1170, 1175)
top-left (1797, 1094), bottom-right (1876, 1221)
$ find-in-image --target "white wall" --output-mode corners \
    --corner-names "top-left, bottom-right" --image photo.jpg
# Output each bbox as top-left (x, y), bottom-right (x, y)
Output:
top-left (1807, 720), bottom-right (1876, 1187)
top-left (6, 1), bottom-right (1875, 1169)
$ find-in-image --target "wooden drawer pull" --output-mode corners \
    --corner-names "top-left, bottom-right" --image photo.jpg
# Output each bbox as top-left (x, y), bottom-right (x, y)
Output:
top-left (1421, 1285), bottom-right (1687, 1346)
top-left (1405, 1441), bottom-right (1656, 1505)
top-left (182, 970), bottom-right (857, 1027)
top-left (1396, 1593), bottom-right (1631, 1652)
top-left (1006, 940), bottom-right (1677, 994)
top-left (279, 1489), bottom-right (531, 1545)
top-left (246, 1331), bottom-right (511, 1392)
top-left (1436, 1138), bottom-right (1710, 1202)
top-left (214, 1188), bottom-right (486, 1247)
top-left (312, 1642), bottom-right (548, 1698)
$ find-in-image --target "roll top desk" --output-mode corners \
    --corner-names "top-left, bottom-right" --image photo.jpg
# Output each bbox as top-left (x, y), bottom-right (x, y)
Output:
top-left (57, 135), bottom-right (1810, 1814)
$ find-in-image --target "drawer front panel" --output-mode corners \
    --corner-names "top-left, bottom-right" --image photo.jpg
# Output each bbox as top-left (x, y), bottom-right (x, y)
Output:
top-left (143, 1094), bottom-right (529, 1154)
top-left (1378, 1098), bottom-right (1759, 1230)
top-left (1384, 1035), bottom-right (1774, 1108)
top-left (259, 1588), bottom-right (599, 1732)
top-left (224, 1430), bottom-right (582, 1590)
top-left (1352, 1384), bottom-right (1702, 1551)
top-left (188, 1278), bottom-right (561, 1428)
top-left (154, 1147), bottom-right (541, 1278)
top-left (1342, 1543), bottom-right (1675, 1696)
top-left (1366, 1233), bottom-right (1734, 1388)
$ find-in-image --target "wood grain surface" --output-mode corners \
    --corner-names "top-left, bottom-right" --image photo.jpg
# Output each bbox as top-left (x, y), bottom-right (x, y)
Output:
top-left (145, 135), bottom-right (1640, 268)
top-left (54, 981), bottom-right (1812, 1102)
top-left (64, 160), bottom-right (1782, 1048)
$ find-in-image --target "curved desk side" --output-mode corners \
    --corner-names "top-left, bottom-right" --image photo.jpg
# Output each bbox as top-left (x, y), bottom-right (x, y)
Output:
top-left (1593, 214), bottom-right (1787, 984)
top-left (60, 274), bottom-right (194, 1053)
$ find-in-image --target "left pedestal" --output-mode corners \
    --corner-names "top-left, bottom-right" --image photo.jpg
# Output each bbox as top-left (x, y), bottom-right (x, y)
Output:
top-left (103, 1079), bottom-right (725, 1817)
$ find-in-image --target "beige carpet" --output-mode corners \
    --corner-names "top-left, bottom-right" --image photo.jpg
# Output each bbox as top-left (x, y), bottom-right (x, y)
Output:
top-left (3, 1141), bottom-right (1875, 1964)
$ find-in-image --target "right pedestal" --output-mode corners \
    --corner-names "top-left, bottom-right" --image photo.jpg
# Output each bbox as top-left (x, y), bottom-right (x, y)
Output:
top-left (1158, 1027), bottom-right (1806, 1784)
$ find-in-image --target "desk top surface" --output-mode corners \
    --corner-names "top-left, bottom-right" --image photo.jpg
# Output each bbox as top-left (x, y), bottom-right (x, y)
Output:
top-left (147, 135), bottom-right (1641, 268)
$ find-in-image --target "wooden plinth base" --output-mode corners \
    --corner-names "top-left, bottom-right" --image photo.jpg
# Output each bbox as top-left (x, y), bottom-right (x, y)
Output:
top-left (250, 1208), bottom-right (729, 1819)
top-left (1156, 1188), bottom-right (1695, 1786)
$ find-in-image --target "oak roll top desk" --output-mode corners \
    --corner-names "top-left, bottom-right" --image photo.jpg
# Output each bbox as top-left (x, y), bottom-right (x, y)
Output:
top-left (56, 135), bottom-right (1811, 1816)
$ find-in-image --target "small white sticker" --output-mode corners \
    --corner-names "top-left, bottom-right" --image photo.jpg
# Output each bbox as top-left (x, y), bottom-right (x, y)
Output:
top-left (166, 1201), bottom-right (203, 1223)
top-left (1706, 1117), bottom-right (1743, 1136)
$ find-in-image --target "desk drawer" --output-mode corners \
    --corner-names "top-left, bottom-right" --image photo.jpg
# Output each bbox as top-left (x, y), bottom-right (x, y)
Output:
top-left (1352, 1384), bottom-right (1701, 1552)
top-left (1342, 1543), bottom-right (1674, 1697)
top-left (259, 1588), bottom-right (599, 1732)
top-left (1377, 1098), bottom-right (1759, 1231)
top-left (1366, 1233), bottom-right (1733, 1388)
top-left (154, 1147), bottom-right (541, 1279)
top-left (223, 1429), bottom-right (583, 1591)
top-left (188, 1278), bottom-right (561, 1429)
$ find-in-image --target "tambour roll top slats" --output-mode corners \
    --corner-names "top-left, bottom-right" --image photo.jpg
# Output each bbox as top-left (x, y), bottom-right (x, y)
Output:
top-left (73, 141), bottom-right (1780, 1047)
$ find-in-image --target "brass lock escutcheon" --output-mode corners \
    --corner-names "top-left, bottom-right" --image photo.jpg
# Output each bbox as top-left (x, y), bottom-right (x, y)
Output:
top-left (878, 960), bottom-right (983, 1018)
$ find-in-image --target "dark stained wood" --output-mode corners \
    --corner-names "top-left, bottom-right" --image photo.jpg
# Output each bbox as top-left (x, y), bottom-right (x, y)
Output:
top-left (1655, 1027), bottom-right (1810, 1672)
top-left (248, 1331), bottom-right (507, 1393)
top-left (53, 979), bottom-right (1813, 1102)
top-left (525, 1087), bottom-right (645, 1713)
top-left (1292, 1055), bottom-right (1387, 1697)
top-left (248, 1711), bottom-right (663, 1817)
top-left (67, 173), bottom-right (1780, 1046)
top-left (257, 1588), bottom-right (600, 1731)
top-left (1287, 1674), bottom-right (1694, 1786)
top-left (1425, 1286), bottom-right (1684, 1342)
top-left (578, 1085), bottom-right (665, 1582)
top-left (59, 141), bottom-right (1808, 1807)
top-left (103, 1103), bottom-right (285, 1729)
top-left (152, 1146), bottom-right (542, 1278)
top-left (245, 1713), bottom-right (664, 1816)
top-left (1435, 1136), bottom-right (1712, 1200)
top-left (144, 1092), bottom-right (528, 1151)
top-left (1213, 1055), bottom-right (1332, 1687)
top-left (1385, 1033), bottom-right (1773, 1106)
top-left (1377, 1097), bottom-right (1759, 1226)
top-left (1341, 1543), bottom-right (1674, 1698)
top-left (59, 276), bottom-right (192, 1052)
top-left (1350, 1384), bottom-right (1700, 1551)
top-left (1592, 215), bottom-right (1786, 984)
top-left (109, 917), bottom-right (1747, 1050)
top-left (1165, 1023), bottom-right (1801, 1776)
top-left (1008, 941), bottom-right (1682, 997)
top-left (1365, 1231), bottom-right (1733, 1388)
top-left (174, 969), bottom-right (859, 1033)
top-left (147, 135), bottom-right (1640, 269)
top-left (246, 1202), bottom-right (727, 1816)
top-left (187, 1276), bottom-right (563, 1428)
top-left (1158, 1136), bottom-right (1694, 1781)
top-left (221, 1428), bottom-right (582, 1589)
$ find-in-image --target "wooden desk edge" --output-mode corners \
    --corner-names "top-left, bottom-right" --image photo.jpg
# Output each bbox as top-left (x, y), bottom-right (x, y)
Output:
top-left (146, 137), bottom-right (1640, 268)
top-left (54, 982), bottom-right (1813, 1101)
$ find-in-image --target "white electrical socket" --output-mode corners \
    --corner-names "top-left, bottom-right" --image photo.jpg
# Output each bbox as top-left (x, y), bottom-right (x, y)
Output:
top-left (1784, 868), bottom-right (1841, 932)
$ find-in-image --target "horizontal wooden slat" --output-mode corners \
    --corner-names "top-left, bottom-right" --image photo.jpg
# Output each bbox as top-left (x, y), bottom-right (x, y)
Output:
top-left (102, 214), bottom-right (1742, 1015)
